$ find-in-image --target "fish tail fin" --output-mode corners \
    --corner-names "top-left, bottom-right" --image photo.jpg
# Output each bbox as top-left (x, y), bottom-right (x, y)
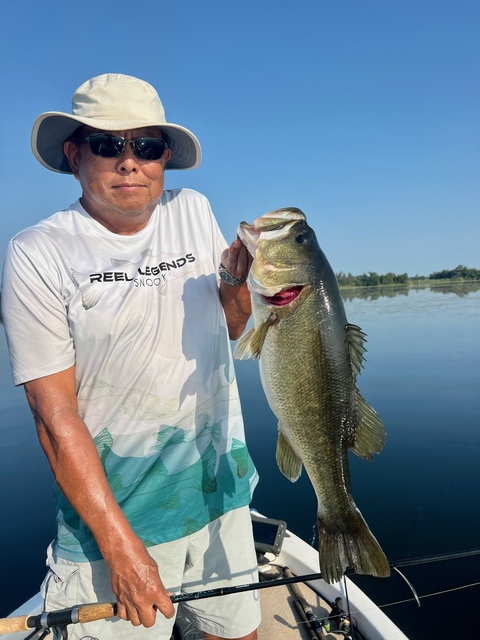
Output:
top-left (318, 511), bottom-right (390, 584)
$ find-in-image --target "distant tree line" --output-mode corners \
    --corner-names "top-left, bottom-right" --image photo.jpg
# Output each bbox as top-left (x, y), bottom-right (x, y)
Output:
top-left (337, 265), bottom-right (480, 287)
top-left (429, 265), bottom-right (480, 281)
top-left (336, 271), bottom-right (409, 287)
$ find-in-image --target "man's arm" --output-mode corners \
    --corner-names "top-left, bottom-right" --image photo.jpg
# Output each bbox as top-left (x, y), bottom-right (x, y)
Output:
top-left (219, 238), bottom-right (252, 339)
top-left (24, 367), bottom-right (175, 627)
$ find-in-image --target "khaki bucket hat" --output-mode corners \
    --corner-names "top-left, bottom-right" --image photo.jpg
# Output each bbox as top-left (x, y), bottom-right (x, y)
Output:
top-left (31, 73), bottom-right (202, 173)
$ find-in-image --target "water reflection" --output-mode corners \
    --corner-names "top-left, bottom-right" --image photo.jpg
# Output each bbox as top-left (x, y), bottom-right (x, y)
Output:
top-left (340, 281), bottom-right (480, 302)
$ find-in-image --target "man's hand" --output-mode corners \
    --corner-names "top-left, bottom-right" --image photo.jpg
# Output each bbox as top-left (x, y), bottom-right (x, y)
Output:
top-left (108, 543), bottom-right (175, 627)
top-left (219, 237), bottom-right (253, 339)
top-left (221, 237), bottom-right (253, 283)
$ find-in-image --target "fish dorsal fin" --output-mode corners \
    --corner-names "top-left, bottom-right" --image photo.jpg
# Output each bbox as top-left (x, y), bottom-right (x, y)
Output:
top-left (346, 323), bottom-right (367, 378)
top-left (350, 391), bottom-right (386, 460)
top-left (276, 428), bottom-right (303, 482)
top-left (234, 313), bottom-right (279, 360)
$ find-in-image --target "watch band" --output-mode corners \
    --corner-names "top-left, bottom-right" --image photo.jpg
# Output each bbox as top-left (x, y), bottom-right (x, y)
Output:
top-left (219, 263), bottom-right (247, 286)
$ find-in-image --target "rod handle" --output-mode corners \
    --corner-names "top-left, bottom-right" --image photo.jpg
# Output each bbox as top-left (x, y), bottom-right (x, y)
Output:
top-left (77, 603), bottom-right (117, 623)
top-left (0, 603), bottom-right (117, 634)
top-left (0, 616), bottom-right (31, 633)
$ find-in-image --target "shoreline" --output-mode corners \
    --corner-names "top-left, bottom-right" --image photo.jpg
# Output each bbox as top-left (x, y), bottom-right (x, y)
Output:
top-left (339, 278), bottom-right (480, 291)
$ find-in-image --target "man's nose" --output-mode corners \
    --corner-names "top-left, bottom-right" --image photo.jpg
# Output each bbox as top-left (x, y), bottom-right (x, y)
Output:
top-left (117, 141), bottom-right (139, 171)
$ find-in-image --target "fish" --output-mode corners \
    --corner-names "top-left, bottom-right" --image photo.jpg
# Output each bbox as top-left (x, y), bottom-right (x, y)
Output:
top-left (234, 207), bottom-right (390, 583)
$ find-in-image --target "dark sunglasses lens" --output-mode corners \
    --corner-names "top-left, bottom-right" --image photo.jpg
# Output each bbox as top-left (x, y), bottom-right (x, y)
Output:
top-left (88, 134), bottom-right (124, 157)
top-left (86, 135), bottom-right (167, 160)
top-left (133, 138), bottom-right (167, 160)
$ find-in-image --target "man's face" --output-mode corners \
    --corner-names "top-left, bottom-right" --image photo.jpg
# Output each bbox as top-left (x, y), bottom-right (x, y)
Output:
top-left (63, 126), bottom-right (171, 234)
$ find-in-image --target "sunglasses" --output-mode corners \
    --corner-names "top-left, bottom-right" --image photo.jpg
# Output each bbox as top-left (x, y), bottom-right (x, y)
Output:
top-left (79, 133), bottom-right (169, 161)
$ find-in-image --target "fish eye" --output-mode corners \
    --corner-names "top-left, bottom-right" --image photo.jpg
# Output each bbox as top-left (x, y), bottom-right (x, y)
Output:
top-left (296, 233), bottom-right (307, 244)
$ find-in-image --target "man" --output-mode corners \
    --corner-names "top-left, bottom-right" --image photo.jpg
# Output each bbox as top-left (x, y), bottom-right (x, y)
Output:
top-left (1, 73), bottom-right (260, 640)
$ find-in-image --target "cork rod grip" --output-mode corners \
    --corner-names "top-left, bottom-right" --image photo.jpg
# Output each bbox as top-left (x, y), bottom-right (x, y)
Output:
top-left (0, 602), bottom-right (117, 634)
top-left (77, 602), bottom-right (117, 623)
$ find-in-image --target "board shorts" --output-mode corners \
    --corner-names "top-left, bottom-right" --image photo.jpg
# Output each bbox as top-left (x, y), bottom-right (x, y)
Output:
top-left (41, 506), bottom-right (261, 639)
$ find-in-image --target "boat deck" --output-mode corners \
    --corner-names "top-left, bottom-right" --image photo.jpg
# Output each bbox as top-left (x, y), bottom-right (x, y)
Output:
top-left (258, 564), bottom-right (349, 640)
top-left (174, 572), bottom-right (348, 639)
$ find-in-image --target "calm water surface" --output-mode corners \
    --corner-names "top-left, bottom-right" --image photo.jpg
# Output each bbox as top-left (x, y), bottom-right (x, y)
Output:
top-left (1, 283), bottom-right (479, 639)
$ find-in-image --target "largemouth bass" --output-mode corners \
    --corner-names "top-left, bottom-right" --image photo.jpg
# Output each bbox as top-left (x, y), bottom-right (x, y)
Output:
top-left (234, 208), bottom-right (390, 583)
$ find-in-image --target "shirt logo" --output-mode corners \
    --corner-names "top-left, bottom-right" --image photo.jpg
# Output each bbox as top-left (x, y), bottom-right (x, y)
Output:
top-left (71, 251), bottom-right (196, 309)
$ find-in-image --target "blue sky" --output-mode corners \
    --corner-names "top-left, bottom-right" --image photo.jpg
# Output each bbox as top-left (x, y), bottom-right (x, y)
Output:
top-left (0, 0), bottom-right (478, 276)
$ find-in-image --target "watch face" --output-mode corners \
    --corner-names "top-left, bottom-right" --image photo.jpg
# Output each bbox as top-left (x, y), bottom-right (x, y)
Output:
top-left (219, 266), bottom-right (246, 285)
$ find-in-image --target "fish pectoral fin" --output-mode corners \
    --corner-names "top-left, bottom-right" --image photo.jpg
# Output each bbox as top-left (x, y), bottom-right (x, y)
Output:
top-left (276, 429), bottom-right (302, 482)
top-left (350, 391), bottom-right (386, 460)
top-left (233, 328), bottom-right (257, 359)
top-left (346, 323), bottom-right (367, 378)
top-left (233, 313), bottom-right (279, 360)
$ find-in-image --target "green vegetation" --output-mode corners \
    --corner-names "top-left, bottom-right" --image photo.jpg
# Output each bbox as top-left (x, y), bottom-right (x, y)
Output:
top-left (429, 265), bottom-right (480, 281)
top-left (337, 271), bottom-right (409, 287)
top-left (337, 265), bottom-right (480, 288)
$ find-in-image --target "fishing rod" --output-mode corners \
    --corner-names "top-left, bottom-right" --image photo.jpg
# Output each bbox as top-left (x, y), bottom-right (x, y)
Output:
top-left (390, 547), bottom-right (480, 568)
top-left (283, 567), bottom-right (327, 640)
top-left (3, 549), bottom-right (479, 634)
top-left (171, 571), bottom-right (324, 602)
top-left (0, 571), bottom-right (325, 634)
top-left (386, 548), bottom-right (480, 608)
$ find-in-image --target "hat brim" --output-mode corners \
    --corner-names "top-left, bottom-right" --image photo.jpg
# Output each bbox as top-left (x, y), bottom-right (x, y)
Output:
top-left (31, 112), bottom-right (202, 173)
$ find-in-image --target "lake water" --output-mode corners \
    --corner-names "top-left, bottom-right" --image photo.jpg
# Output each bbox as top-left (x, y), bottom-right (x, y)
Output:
top-left (1, 283), bottom-right (479, 639)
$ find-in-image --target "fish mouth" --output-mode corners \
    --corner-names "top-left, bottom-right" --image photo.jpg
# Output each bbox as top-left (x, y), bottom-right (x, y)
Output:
top-left (262, 286), bottom-right (304, 306)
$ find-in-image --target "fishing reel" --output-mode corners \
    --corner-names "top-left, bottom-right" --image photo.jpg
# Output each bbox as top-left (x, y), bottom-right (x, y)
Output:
top-left (338, 615), bottom-right (352, 638)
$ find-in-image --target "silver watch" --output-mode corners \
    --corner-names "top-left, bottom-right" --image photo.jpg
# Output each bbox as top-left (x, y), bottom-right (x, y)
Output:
top-left (219, 263), bottom-right (247, 286)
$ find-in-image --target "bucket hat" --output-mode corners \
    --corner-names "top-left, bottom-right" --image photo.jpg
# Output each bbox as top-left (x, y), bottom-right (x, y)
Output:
top-left (31, 73), bottom-right (202, 173)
